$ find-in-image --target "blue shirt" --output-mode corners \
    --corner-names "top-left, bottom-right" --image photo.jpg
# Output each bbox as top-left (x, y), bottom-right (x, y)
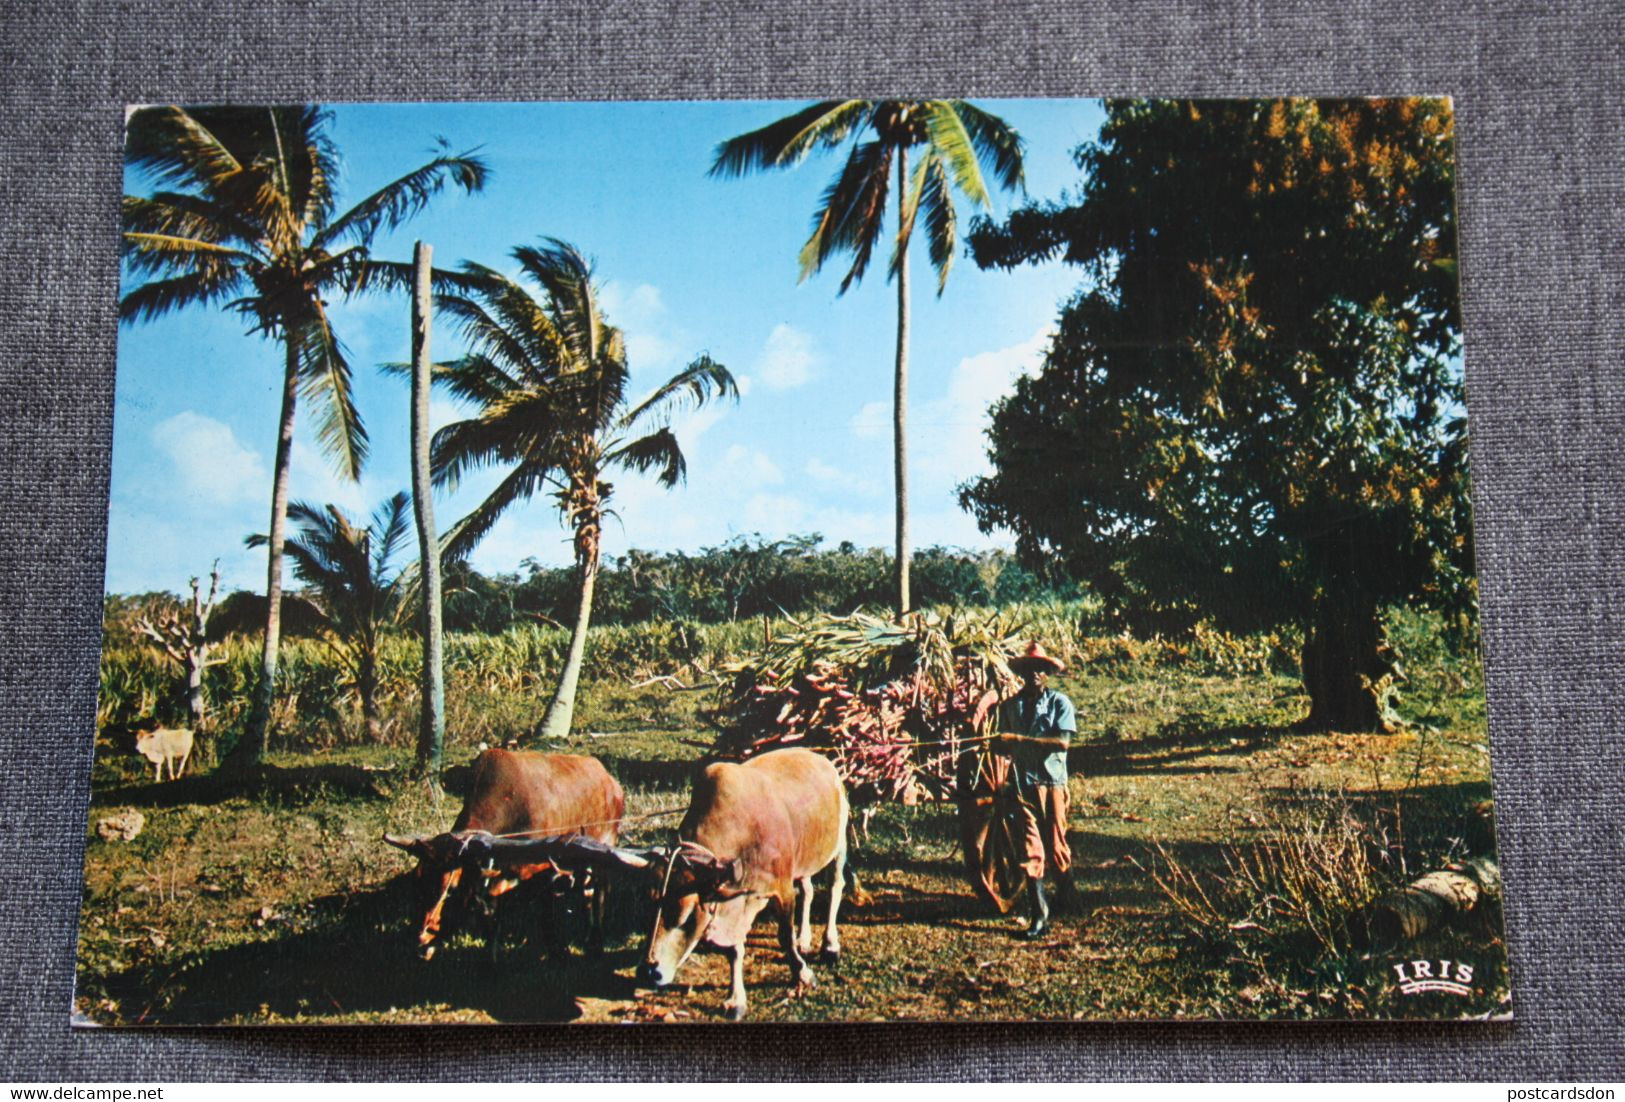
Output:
top-left (998, 687), bottom-right (1077, 788)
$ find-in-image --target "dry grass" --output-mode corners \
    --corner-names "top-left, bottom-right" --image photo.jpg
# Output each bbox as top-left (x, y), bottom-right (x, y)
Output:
top-left (77, 611), bottom-right (1506, 1024)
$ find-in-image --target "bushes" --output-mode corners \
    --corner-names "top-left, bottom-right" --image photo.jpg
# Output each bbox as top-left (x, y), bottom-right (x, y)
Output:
top-left (439, 537), bottom-right (1074, 631)
top-left (1147, 793), bottom-right (1392, 958)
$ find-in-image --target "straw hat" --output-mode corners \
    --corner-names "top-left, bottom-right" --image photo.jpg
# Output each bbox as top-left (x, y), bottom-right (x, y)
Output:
top-left (1009, 640), bottom-right (1065, 674)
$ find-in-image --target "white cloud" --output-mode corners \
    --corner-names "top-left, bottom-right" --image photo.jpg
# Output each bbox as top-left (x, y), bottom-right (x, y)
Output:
top-left (850, 400), bottom-right (890, 440)
top-left (755, 323), bottom-right (817, 390)
top-left (806, 457), bottom-right (842, 482)
top-left (915, 327), bottom-right (1051, 479)
top-left (151, 411), bottom-right (265, 506)
top-left (806, 457), bottom-right (883, 499)
top-left (722, 444), bottom-right (783, 488)
top-left (602, 281), bottom-right (678, 370)
top-left (288, 439), bottom-right (371, 515)
top-left (600, 281), bottom-right (665, 327)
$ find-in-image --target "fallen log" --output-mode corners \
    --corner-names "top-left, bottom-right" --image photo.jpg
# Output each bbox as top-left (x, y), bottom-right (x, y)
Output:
top-left (1369, 856), bottom-right (1501, 943)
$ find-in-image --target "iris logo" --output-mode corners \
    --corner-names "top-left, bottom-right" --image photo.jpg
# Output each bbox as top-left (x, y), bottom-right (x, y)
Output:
top-left (1391, 958), bottom-right (1475, 996)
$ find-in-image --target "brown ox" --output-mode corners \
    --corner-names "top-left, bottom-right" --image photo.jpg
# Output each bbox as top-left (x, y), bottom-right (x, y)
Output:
top-left (383, 749), bottom-right (623, 960)
top-left (621, 747), bottom-right (849, 1020)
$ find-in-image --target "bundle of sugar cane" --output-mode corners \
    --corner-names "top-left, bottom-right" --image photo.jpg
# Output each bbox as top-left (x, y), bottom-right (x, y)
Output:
top-left (712, 610), bottom-right (1026, 802)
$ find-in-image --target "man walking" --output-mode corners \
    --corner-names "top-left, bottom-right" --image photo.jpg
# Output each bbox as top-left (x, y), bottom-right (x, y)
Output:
top-left (995, 641), bottom-right (1079, 940)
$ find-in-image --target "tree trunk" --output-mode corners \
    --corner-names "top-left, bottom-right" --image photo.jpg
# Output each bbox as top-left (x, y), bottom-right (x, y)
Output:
top-left (536, 540), bottom-right (599, 741)
top-left (409, 241), bottom-right (446, 780)
top-left (358, 647), bottom-right (382, 743)
top-left (186, 566), bottom-right (218, 762)
top-left (230, 338), bottom-right (300, 769)
top-left (1369, 857), bottom-right (1501, 943)
top-left (893, 147), bottom-right (912, 619)
top-left (1300, 593), bottom-right (1401, 732)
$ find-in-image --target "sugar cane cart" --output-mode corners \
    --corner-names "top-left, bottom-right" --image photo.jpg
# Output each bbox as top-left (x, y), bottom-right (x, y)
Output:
top-left (712, 610), bottom-right (1041, 913)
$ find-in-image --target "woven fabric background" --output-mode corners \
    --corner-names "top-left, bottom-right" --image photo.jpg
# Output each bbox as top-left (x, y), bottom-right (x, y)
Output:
top-left (2, 0), bottom-right (1622, 1081)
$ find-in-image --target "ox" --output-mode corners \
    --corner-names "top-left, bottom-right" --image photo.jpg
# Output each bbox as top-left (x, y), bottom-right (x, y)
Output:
top-left (613, 747), bottom-right (849, 1020)
top-left (382, 749), bottom-right (623, 961)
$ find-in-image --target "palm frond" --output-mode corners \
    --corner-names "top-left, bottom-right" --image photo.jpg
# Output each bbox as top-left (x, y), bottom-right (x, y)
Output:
top-left (441, 461), bottom-right (548, 563)
top-left (269, 106), bottom-right (339, 232)
top-left (122, 192), bottom-right (260, 252)
top-left (314, 147), bottom-right (489, 248)
top-left (427, 413), bottom-right (537, 493)
top-left (118, 268), bottom-right (246, 324)
top-left (340, 257), bottom-right (496, 299)
top-left (290, 307), bottom-right (368, 481)
top-left (122, 233), bottom-right (258, 280)
top-left (250, 493), bottom-right (411, 636)
top-left (920, 101), bottom-right (992, 208)
top-left (511, 239), bottom-right (603, 362)
top-left (620, 353), bottom-right (739, 429)
top-left (125, 106), bottom-right (246, 197)
top-left (709, 100), bottom-right (871, 177)
top-left (439, 276), bottom-right (568, 379)
top-left (370, 491), bottom-right (415, 577)
top-left (799, 139), bottom-right (893, 293)
top-left (606, 426), bottom-right (686, 488)
top-left (909, 150), bottom-right (958, 294)
top-left (388, 351), bottom-right (519, 408)
top-left (940, 101), bottom-right (1026, 194)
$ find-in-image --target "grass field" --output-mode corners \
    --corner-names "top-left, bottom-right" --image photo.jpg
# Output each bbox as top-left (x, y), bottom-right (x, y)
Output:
top-left (76, 616), bottom-right (1508, 1024)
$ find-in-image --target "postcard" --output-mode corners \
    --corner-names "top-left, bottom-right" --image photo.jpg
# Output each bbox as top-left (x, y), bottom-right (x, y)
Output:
top-left (81, 97), bottom-right (1507, 1023)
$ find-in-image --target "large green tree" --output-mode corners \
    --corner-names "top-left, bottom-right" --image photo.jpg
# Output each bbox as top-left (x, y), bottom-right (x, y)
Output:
top-left (120, 106), bottom-right (487, 765)
top-left (248, 493), bottom-right (413, 743)
top-left (711, 100), bottom-right (1025, 617)
top-left (424, 239), bottom-right (737, 740)
top-left (964, 99), bottom-right (1469, 731)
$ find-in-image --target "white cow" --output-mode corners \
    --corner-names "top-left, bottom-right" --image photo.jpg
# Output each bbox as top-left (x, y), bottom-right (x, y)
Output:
top-left (135, 727), bottom-right (193, 782)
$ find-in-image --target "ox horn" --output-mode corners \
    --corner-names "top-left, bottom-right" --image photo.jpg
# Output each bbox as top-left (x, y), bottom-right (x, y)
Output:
top-left (382, 832), bottom-right (432, 856)
top-left (603, 843), bottom-right (664, 872)
top-left (677, 840), bottom-right (742, 887)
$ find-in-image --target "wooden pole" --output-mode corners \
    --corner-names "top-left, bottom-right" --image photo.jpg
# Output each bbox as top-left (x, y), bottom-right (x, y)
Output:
top-left (411, 241), bottom-right (446, 782)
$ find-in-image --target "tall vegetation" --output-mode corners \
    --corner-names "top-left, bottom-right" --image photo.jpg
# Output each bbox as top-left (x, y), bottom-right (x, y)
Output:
top-left (711, 100), bottom-right (1025, 617)
top-left (422, 238), bottom-right (737, 739)
top-left (249, 493), bottom-right (414, 742)
top-left (119, 106), bottom-right (487, 765)
top-left (965, 98), bottom-right (1468, 731)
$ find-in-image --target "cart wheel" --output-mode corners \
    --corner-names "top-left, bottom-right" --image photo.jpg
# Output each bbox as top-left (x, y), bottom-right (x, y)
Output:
top-left (958, 755), bottom-right (1029, 914)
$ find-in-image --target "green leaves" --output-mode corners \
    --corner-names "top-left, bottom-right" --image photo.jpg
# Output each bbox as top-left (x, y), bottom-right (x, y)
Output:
top-left (246, 491), bottom-right (413, 638)
top-left (121, 105), bottom-right (490, 484)
top-left (800, 139), bottom-right (893, 292)
top-left (423, 237), bottom-right (735, 564)
top-left (718, 99), bottom-right (1026, 295)
top-left (621, 353), bottom-right (739, 430)
top-left (289, 309), bottom-right (368, 482)
top-left (708, 100), bottom-right (871, 179)
top-left (606, 427), bottom-right (686, 488)
top-left (963, 98), bottom-right (1469, 640)
top-left (313, 147), bottom-right (488, 249)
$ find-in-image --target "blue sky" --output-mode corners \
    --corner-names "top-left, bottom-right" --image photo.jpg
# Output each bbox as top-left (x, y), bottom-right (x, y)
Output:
top-left (108, 99), bottom-right (1106, 596)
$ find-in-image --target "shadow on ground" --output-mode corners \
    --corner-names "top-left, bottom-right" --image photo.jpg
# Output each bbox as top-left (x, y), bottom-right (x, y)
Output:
top-left (97, 763), bottom-right (396, 809)
top-left (89, 874), bottom-right (650, 1025)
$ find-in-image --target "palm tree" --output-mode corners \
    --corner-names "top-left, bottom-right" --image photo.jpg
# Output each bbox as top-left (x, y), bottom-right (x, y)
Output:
top-left (424, 238), bottom-right (737, 740)
top-left (248, 493), bottom-right (413, 742)
top-left (711, 100), bottom-right (1025, 617)
top-left (120, 106), bottom-right (488, 765)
